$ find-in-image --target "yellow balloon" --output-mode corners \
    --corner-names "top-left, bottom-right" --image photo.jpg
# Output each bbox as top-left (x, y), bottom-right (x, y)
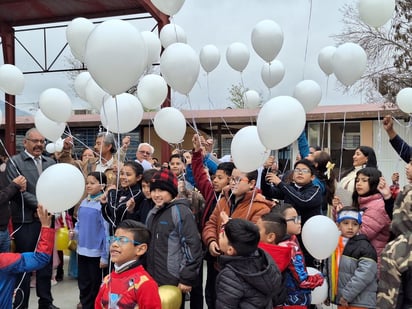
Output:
top-left (158, 285), bottom-right (182, 309)
top-left (55, 227), bottom-right (70, 251)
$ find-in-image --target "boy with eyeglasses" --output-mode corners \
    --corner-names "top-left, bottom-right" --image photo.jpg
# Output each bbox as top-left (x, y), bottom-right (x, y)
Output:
top-left (95, 220), bottom-right (161, 309)
top-left (261, 159), bottom-right (323, 267)
top-left (272, 203), bottom-right (324, 308)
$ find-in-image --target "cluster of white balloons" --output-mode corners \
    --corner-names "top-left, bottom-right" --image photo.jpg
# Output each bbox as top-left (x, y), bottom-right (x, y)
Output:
top-left (318, 43), bottom-right (367, 87)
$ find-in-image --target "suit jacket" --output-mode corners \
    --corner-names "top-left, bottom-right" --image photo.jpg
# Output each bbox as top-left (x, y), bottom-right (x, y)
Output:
top-left (6, 151), bottom-right (55, 224)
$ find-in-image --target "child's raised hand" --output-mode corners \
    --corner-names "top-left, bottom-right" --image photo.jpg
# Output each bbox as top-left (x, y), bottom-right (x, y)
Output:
top-left (220, 211), bottom-right (230, 225)
top-left (378, 176), bottom-right (392, 200)
top-left (332, 196), bottom-right (343, 212)
top-left (37, 204), bottom-right (52, 227)
top-left (266, 172), bottom-right (281, 185)
top-left (208, 240), bottom-right (221, 257)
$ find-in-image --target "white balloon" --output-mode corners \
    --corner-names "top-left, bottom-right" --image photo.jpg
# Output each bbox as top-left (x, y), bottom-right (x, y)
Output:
top-left (226, 42), bottom-right (250, 72)
top-left (359, 0), bottom-right (395, 28)
top-left (200, 44), bottom-right (221, 73)
top-left (137, 74), bottom-right (167, 110)
top-left (318, 46), bottom-right (337, 76)
top-left (396, 88), bottom-right (412, 114)
top-left (85, 19), bottom-right (147, 95)
top-left (154, 107), bottom-right (186, 143)
top-left (261, 60), bottom-right (285, 88)
top-left (54, 138), bottom-right (64, 152)
top-left (36, 163), bottom-right (85, 213)
top-left (293, 80), bottom-right (322, 113)
top-left (39, 88), bottom-right (72, 123)
top-left (34, 110), bottom-right (66, 142)
top-left (159, 23), bottom-right (187, 49)
top-left (302, 215), bottom-right (340, 260)
top-left (251, 19), bottom-right (283, 62)
top-left (100, 93), bottom-right (144, 134)
top-left (85, 78), bottom-right (109, 111)
top-left (74, 72), bottom-right (91, 100)
top-left (45, 143), bottom-right (56, 154)
top-left (141, 31), bottom-right (162, 66)
top-left (160, 43), bottom-right (200, 95)
top-left (66, 17), bottom-right (95, 62)
top-left (333, 43), bottom-right (367, 87)
top-left (243, 90), bottom-right (261, 109)
top-left (0, 64), bottom-right (25, 95)
top-left (151, 0), bottom-right (185, 16)
top-left (231, 126), bottom-right (270, 173)
top-left (307, 267), bottom-right (328, 304)
top-left (257, 96), bottom-right (306, 150)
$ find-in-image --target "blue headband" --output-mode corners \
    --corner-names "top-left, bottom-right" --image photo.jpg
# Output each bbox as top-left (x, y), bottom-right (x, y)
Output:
top-left (337, 210), bottom-right (362, 224)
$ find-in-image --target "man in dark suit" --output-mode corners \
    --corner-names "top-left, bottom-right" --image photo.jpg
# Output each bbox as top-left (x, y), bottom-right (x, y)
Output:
top-left (6, 128), bottom-right (58, 309)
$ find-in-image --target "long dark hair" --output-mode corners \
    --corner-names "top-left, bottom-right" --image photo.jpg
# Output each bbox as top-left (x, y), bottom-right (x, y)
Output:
top-left (314, 151), bottom-right (336, 205)
top-left (341, 146), bottom-right (377, 178)
top-left (352, 167), bottom-right (381, 209)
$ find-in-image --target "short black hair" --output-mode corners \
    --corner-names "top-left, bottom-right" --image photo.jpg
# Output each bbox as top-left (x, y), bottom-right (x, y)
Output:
top-left (224, 218), bottom-right (260, 256)
top-left (88, 171), bottom-right (107, 185)
top-left (142, 169), bottom-right (158, 183)
top-left (116, 220), bottom-right (151, 246)
top-left (123, 161), bottom-right (144, 176)
top-left (272, 203), bottom-right (295, 217)
top-left (217, 162), bottom-right (235, 177)
top-left (260, 211), bottom-right (287, 244)
top-left (294, 159), bottom-right (316, 175)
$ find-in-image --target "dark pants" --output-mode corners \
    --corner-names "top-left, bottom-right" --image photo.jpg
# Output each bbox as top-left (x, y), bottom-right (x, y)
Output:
top-left (205, 258), bottom-right (218, 309)
top-left (13, 221), bottom-right (53, 309)
top-left (189, 263), bottom-right (204, 309)
top-left (77, 254), bottom-right (102, 309)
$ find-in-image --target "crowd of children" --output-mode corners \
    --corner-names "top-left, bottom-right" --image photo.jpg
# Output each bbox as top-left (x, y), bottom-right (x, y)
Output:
top-left (2, 115), bottom-right (412, 309)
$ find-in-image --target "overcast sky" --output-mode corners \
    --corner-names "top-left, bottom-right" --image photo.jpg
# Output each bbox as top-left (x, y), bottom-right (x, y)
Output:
top-left (1, 0), bottom-right (363, 113)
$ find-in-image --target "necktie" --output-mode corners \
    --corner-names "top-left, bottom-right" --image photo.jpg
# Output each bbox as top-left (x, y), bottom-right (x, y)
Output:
top-left (34, 157), bottom-right (42, 175)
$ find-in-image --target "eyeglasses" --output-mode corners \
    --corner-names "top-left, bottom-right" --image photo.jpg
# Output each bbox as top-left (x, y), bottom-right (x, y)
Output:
top-left (229, 176), bottom-right (249, 183)
top-left (139, 150), bottom-right (151, 155)
top-left (26, 138), bottom-right (45, 144)
top-left (107, 236), bottom-right (141, 246)
top-left (293, 168), bottom-right (311, 174)
top-left (285, 216), bottom-right (301, 224)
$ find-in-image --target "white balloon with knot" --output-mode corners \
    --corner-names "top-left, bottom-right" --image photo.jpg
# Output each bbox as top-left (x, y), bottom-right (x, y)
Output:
top-left (332, 43), bottom-right (367, 87)
top-left (100, 93), bottom-right (144, 134)
top-left (151, 0), bottom-right (185, 16)
top-left (39, 88), bottom-right (72, 123)
top-left (251, 19), bottom-right (283, 63)
top-left (396, 88), bottom-right (412, 114)
top-left (358, 0), bottom-right (395, 28)
top-left (34, 110), bottom-right (66, 142)
top-left (200, 44), bottom-right (221, 73)
top-left (137, 74), bottom-right (168, 110)
top-left (0, 64), bottom-right (25, 95)
top-left (159, 23), bottom-right (187, 49)
top-left (302, 215), bottom-right (340, 260)
top-left (231, 126), bottom-right (270, 173)
top-left (257, 96), bottom-right (306, 150)
top-left (293, 80), bottom-right (322, 113)
top-left (307, 267), bottom-right (328, 305)
top-left (84, 19), bottom-right (147, 96)
top-left (154, 107), bottom-right (186, 144)
top-left (318, 46), bottom-right (336, 76)
top-left (36, 163), bottom-right (85, 213)
top-left (74, 72), bottom-right (91, 101)
top-left (66, 17), bottom-right (95, 63)
top-left (141, 31), bottom-right (162, 67)
top-left (243, 90), bottom-right (261, 109)
top-left (226, 42), bottom-right (250, 72)
top-left (160, 43), bottom-right (200, 95)
top-left (261, 60), bottom-right (285, 89)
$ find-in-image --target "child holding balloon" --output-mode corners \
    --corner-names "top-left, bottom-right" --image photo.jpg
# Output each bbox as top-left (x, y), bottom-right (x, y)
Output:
top-left (272, 203), bottom-right (324, 308)
top-left (70, 172), bottom-right (109, 309)
top-left (326, 207), bottom-right (377, 309)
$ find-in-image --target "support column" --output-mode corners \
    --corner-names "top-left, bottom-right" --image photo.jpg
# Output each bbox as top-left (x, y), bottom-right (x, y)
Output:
top-left (0, 23), bottom-right (16, 155)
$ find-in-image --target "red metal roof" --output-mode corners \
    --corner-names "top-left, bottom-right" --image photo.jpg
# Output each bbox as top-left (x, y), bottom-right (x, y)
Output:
top-left (0, 0), bottom-right (167, 26)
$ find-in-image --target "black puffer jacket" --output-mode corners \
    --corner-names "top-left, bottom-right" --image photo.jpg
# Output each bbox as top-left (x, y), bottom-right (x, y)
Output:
top-left (216, 248), bottom-right (282, 309)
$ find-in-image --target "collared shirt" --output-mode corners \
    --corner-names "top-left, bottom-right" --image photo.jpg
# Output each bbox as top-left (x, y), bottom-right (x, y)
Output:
top-left (96, 156), bottom-right (114, 172)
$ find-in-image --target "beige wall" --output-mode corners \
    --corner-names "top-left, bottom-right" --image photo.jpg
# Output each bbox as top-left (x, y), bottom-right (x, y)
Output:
top-left (360, 120), bottom-right (373, 147)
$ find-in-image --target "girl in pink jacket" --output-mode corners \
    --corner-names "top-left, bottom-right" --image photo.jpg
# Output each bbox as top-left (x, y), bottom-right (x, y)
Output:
top-left (352, 167), bottom-right (391, 270)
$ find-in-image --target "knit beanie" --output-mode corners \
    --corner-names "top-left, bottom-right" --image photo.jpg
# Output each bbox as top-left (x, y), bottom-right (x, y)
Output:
top-left (150, 169), bottom-right (178, 198)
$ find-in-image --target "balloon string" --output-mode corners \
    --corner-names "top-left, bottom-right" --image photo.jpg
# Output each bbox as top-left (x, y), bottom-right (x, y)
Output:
top-left (338, 112), bottom-right (347, 182)
top-left (302, 0), bottom-right (313, 80)
top-left (377, 110), bottom-right (382, 162)
top-left (187, 95), bottom-right (199, 136)
top-left (321, 112), bottom-right (326, 150)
